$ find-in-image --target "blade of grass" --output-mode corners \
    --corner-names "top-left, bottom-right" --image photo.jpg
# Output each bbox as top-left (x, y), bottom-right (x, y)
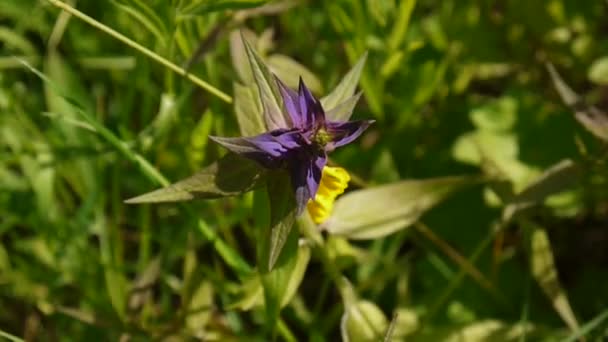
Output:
top-left (561, 308), bottom-right (608, 342)
top-left (20, 58), bottom-right (252, 277)
top-left (0, 330), bottom-right (24, 342)
top-left (414, 222), bottom-right (508, 306)
top-left (45, 0), bottom-right (232, 103)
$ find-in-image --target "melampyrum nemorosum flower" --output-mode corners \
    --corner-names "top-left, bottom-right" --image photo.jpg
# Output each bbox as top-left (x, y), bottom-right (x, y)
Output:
top-left (210, 77), bottom-right (373, 214)
top-left (307, 166), bottom-right (350, 224)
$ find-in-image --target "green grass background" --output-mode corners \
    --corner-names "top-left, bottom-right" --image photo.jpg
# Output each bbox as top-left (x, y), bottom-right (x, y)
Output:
top-left (1, 0), bottom-right (608, 340)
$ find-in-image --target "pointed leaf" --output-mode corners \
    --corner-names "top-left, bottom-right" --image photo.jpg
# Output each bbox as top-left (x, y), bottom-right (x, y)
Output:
top-left (341, 300), bottom-right (389, 342)
top-left (588, 56), bottom-right (608, 85)
top-left (264, 171), bottom-right (297, 271)
top-left (125, 153), bottom-right (266, 204)
top-left (243, 36), bottom-right (290, 130)
top-left (503, 159), bottom-right (580, 222)
top-left (326, 176), bottom-right (479, 239)
top-left (322, 52), bottom-right (368, 113)
top-left (325, 92), bottom-right (363, 122)
top-left (267, 53), bottom-right (323, 94)
top-left (261, 227), bottom-right (298, 332)
top-left (547, 63), bottom-right (608, 141)
top-left (234, 82), bottom-right (265, 136)
top-left (182, 0), bottom-right (269, 15)
top-left (529, 225), bottom-right (580, 333)
top-left (255, 173), bottom-right (297, 331)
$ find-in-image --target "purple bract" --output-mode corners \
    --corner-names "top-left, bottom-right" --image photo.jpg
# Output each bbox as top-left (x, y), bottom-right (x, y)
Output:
top-left (211, 77), bottom-right (373, 214)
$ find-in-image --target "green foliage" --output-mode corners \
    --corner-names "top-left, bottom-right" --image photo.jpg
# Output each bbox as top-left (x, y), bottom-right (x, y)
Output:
top-left (2, 0), bottom-right (608, 340)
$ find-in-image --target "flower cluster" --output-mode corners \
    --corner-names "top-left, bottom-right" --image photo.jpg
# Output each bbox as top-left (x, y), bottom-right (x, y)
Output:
top-left (211, 77), bottom-right (372, 214)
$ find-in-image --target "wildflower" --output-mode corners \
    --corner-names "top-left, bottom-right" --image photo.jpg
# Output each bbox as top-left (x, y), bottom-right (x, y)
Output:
top-left (307, 166), bottom-right (350, 224)
top-left (210, 77), bottom-right (372, 214)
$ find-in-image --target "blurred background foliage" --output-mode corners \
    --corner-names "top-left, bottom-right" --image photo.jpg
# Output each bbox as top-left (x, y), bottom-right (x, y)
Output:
top-left (1, 0), bottom-right (608, 340)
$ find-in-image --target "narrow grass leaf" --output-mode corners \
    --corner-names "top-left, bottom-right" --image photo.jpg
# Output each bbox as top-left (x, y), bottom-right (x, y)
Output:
top-left (327, 176), bottom-right (479, 239)
top-left (182, 0), bottom-right (269, 15)
top-left (111, 0), bottom-right (168, 45)
top-left (124, 153), bottom-right (266, 204)
top-left (388, 0), bottom-right (416, 51)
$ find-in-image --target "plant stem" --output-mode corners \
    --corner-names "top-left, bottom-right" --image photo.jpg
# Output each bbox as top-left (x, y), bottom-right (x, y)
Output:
top-left (45, 0), bottom-right (232, 103)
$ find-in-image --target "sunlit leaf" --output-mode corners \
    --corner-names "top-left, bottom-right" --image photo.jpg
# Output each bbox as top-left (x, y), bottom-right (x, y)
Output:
top-left (186, 281), bottom-right (213, 333)
top-left (234, 82), bottom-right (265, 136)
top-left (322, 52), bottom-right (368, 114)
top-left (112, 0), bottom-right (168, 45)
top-left (408, 320), bottom-right (561, 341)
top-left (503, 159), bottom-right (579, 221)
top-left (547, 63), bottom-right (608, 141)
top-left (326, 176), bottom-right (479, 239)
top-left (529, 225), bottom-right (580, 333)
top-left (124, 153), bottom-right (266, 204)
top-left (182, 0), bottom-right (269, 15)
top-left (268, 54), bottom-right (323, 94)
top-left (341, 300), bottom-right (389, 342)
top-left (325, 92), bottom-right (363, 123)
top-left (588, 56), bottom-right (608, 85)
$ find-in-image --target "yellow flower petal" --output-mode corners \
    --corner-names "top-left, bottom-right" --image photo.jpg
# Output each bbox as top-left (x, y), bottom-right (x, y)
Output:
top-left (307, 166), bottom-right (350, 224)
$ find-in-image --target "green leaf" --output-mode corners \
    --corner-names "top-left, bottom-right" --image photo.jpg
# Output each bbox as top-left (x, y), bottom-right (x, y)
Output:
top-left (529, 224), bottom-right (580, 333)
top-left (387, 0), bottom-right (416, 51)
top-left (112, 0), bottom-right (168, 46)
top-left (124, 153), bottom-right (266, 204)
top-left (469, 96), bottom-right (517, 132)
top-left (243, 34), bottom-right (289, 131)
top-left (503, 159), bottom-right (579, 221)
top-left (341, 300), bottom-right (389, 342)
top-left (104, 267), bottom-right (128, 321)
top-left (325, 92), bottom-right (363, 123)
top-left (257, 173), bottom-right (298, 331)
top-left (326, 176), bottom-right (479, 239)
top-left (408, 320), bottom-right (562, 341)
top-left (182, 0), bottom-right (269, 15)
top-left (322, 52), bottom-right (368, 114)
top-left (279, 241), bottom-right (310, 307)
top-left (260, 229), bottom-right (298, 331)
top-left (547, 63), bottom-right (608, 141)
top-left (227, 241), bottom-right (309, 313)
top-left (234, 82), bottom-right (265, 136)
top-left (186, 281), bottom-right (213, 333)
top-left (267, 54), bottom-right (323, 94)
top-left (588, 56), bottom-right (608, 85)
top-left (263, 171), bottom-right (297, 271)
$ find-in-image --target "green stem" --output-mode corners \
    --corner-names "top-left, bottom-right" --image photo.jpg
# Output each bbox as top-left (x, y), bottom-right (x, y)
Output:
top-left (45, 0), bottom-right (232, 103)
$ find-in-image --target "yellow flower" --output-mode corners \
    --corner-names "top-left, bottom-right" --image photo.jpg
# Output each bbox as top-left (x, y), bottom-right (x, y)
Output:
top-left (307, 166), bottom-right (350, 224)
